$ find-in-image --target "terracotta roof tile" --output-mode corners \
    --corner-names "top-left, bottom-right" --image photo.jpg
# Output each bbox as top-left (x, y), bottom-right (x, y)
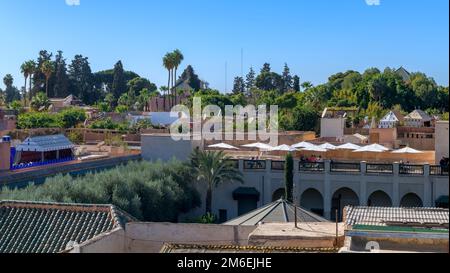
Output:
top-left (345, 206), bottom-right (449, 228)
top-left (0, 201), bottom-right (134, 253)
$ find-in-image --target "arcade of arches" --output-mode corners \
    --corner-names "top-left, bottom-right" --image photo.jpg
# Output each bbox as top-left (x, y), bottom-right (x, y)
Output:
top-left (287, 187), bottom-right (426, 221)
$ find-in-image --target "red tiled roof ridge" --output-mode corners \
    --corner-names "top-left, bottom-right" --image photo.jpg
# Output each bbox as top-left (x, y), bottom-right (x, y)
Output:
top-left (0, 200), bottom-right (137, 226)
top-left (0, 200), bottom-right (113, 212)
top-left (346, 205), bottom-right (449, 211)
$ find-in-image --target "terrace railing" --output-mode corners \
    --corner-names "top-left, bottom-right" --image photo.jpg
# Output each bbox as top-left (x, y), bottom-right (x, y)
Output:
top-left (243, 160), bottom-right (266, 170)
top-left (330, 162), bottom-right (361, 173)
top-left (271, 161), bottom-right (285, 171)
top-left (366, 163), bottom-right (394, 174)
top-left (11, 157), bottom-right (75, 171)
top-left (299, 162), bottom-right (325, 172)
top-left (430, 165), bottom-right (449, 176)
top-left (399, 164), bottom-right (424, 175)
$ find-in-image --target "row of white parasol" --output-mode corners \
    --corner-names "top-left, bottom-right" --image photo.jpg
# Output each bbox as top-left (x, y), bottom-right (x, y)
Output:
top-left (208, 142), bottom-right (424, 154)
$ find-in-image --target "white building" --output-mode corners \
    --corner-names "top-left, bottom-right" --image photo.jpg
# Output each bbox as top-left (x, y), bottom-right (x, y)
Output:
top-left (378, 111), bottom-right (404, 129)
top-left (435, 121), bottom-right (449, 163)
top-left (181, 159), bottom-right (449, 223)
top-left (320, 108), bottom-right (357, 139)
top-left (404, 110), bottom-right (432, 128)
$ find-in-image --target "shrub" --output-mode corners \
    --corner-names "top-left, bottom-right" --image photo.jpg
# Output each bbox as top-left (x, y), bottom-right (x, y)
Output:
top-left (17, 107), bottom-right (87, 129)
top-left (67, 130), bottom-right (84, 145)
top-left (0, 160), bottom-right (201, 222)
top-left (89, 117), bottom-right (118, 130)
top-left (115, 105), bottom-right (129, 113)
top-left (17, 111), bottom-right (60, 129)
top-left (58, 107), bottom-right (87, 128)
top-left (197, 213), bottom-right (217, 224)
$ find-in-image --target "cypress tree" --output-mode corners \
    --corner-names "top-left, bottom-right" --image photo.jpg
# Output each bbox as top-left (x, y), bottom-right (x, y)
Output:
top-left (112, 61), bottom-right (127, 103)
top-left (284, 153), bottom-right (294, 203)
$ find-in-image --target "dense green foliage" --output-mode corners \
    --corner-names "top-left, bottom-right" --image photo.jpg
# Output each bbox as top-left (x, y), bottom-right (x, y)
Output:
top-left (88, 117), bottom-right (129, 132)
top-left (0, 160), bottom-right (201, 222)
top-left (58, 108), bottom-right (87, 128)
top-left (302, 68), bottom-right (449, 113)
top-left (17, 107), bottom-right (86, 129)
top-left (189, 64), bottom-right (448, 132)
top-left (4, 51), bottom-right (448, 133)
top-left (17, 111), bottom-right (59, 129)
top-left (6, 50), bottom-right (158, 107)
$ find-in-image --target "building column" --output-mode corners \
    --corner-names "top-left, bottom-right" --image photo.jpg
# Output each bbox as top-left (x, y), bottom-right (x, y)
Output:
top-left (293, 159), bottom-right (300, 205)
top-left (323, 160), bottom-right (332, 219)
top-left (423, 164), bottom-right (432, 207)
top-left (360, 161), bottom-right (367, 206)
top-left (392, 162), bottom-right (400, 206)
top-left (263, 159), bottom-right (272, 205)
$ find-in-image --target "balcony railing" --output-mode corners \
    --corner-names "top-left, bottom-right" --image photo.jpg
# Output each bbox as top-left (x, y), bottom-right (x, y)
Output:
top-left (271, 161), bottom-right (285, 171)
top-left (331, 162), bottom-right (361, 173)
top-left (243, 160), bottom-right (266, 170)
top-left (366, 163), bottom-right (394, 174)
top-left (430, 165), bottom-right (449, 176)
top-left (399, 164), bottom-right (424, 175)
top-left (299, 162), bottom-right (325, 172)
top-left (11, 157), bottom-right (75, 171)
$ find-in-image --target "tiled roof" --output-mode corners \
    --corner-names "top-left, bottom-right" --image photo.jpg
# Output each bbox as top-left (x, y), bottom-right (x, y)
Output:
top-left (345, 206), bottom-right (449, 228)
top-left (15, 134), bottom-right (74, 152)
top-left (224, 199), bottom-right (329, 226)
top-left (0, 201), bottom-right (134, 253)
top-left (404, 110), bottom-right (432, 121)
top-left (380, 110), bottom-right (404, 123)
top-left (160, 243), bottom-right (338, 253)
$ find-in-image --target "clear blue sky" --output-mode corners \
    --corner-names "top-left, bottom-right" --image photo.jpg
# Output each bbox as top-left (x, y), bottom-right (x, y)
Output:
top-left (0, 0), bottom-right (448, 92)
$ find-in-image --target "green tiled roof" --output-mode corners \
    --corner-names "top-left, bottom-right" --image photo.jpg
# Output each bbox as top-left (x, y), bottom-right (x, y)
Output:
top-left (0, 201), bottom-right (134, 253)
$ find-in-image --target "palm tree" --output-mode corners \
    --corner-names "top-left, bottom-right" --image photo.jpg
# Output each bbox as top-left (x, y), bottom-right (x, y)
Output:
top-left (20, 61), bottom-right (36, 106)
top-left (190, 150), bottom-right (244, 215)
top-left (163, 53), bottom-right (174, 110)
top-left (301, 81), bottom-right (313, 91)
top-left (172, 49), bottom-right (184, 105)
top-left (25, 60), bottom-right (36, 102)
top-left (3, 74), bottom-right (13, 88)
top-left (40, 60), bottom-right (54, 97)
top-left (20, 62), bottom-right (29, 106)
top-left (30, 92), bottom-right (50, 111)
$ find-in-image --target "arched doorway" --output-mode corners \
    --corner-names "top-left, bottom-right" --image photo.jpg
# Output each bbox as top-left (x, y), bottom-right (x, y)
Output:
top-left (368, 191), bottom-right (392, 207)
top-left (272, 188), bottom-right (286, 201)
top-left (300, 188), bottom-right (324, 216)
top-left (233, 187), bottom-right (260, 216)
top-left (332, 187), bottom-right (359, 221)
top-left (400, 193), bottom-right (423, 207)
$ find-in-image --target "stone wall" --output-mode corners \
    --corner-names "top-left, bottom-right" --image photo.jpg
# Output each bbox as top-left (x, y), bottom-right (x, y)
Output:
top-left (71, 222), bottom-right (256, 253)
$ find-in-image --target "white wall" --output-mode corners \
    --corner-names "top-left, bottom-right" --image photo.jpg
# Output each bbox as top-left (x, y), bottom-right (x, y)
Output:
top-left (321, 118), bottom-right (345, 139)
top-left (435, 121), bottom-right (449, 162)
top-left (69, 228), bottom-right (126, 253)
top-left (141, 134), bottom-right (202, 162)
top-left (125, 222), bottom-right (256, 253)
